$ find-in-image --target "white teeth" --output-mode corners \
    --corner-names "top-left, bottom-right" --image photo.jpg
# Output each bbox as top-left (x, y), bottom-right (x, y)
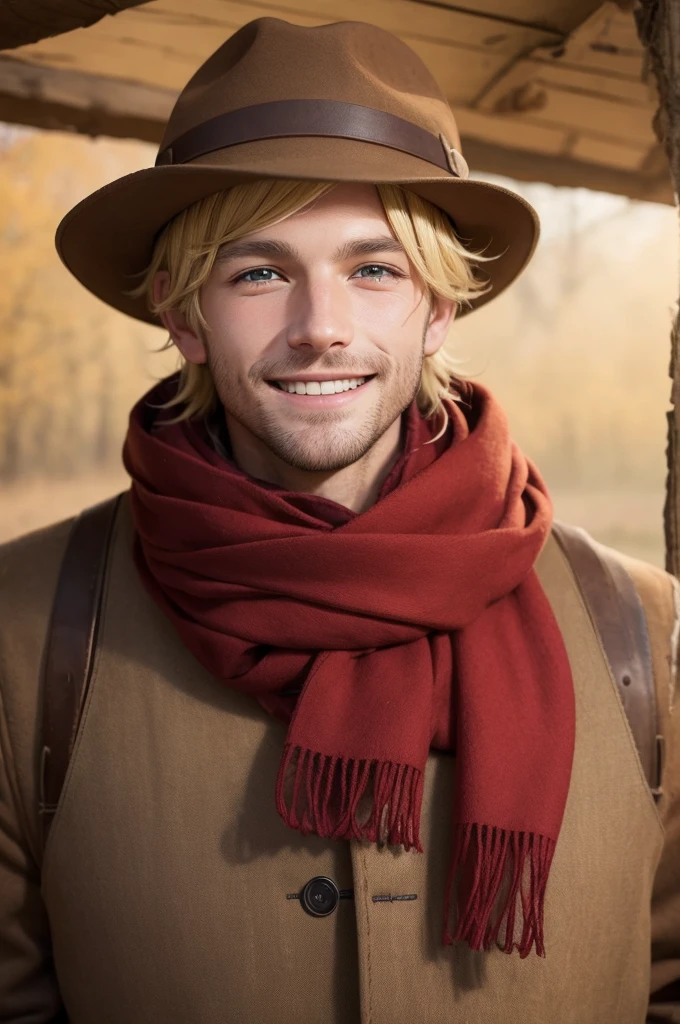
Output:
top-left (275, 377), bottom-right (367, 395)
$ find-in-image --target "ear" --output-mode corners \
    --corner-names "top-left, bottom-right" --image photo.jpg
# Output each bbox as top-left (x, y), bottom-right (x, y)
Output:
top-left (423, 295), bottom-right (457, 357)
top-left (152, 270), bottom-right (208, 365)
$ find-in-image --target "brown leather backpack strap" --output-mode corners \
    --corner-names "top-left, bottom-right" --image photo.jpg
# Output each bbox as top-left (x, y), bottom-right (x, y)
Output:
top-left (38, 493), bottom-right (123, 856)
top-left (552, 520), bottom-right (663, 800)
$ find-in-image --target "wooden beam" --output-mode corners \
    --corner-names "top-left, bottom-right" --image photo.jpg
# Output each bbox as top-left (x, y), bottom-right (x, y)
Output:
top-left (0, 0), bottom-right (152, 50)
top-left (411, 0), bottom-right (601, 37)
top-left (0, 54), bottom-right (172, 141)
top-left (0, 89), bottom-right (164, 143)
top-left (0, 51), bottom-right (672, 204)
top-left (463, 134), bottom-right (673, 202)
top-left (633, 0), bottom-right (680, 576)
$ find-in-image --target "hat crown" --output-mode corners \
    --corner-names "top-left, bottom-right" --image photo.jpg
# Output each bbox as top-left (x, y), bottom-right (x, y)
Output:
top-left (159, 18), bottom-right (461, 153)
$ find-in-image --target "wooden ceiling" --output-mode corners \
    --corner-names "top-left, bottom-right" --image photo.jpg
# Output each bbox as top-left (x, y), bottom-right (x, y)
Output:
top-left (0, 0), bottom-right (672, 203)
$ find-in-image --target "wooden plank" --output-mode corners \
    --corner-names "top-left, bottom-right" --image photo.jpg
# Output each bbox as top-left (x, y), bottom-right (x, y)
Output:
top-left (581, 3), bottom-right (642, 50)
top-left (631, 0), bottom-right (680, 574)
top-left (455, 107), bottom-right (569, 154)
top-left (0, 0), bottom-right (150, 50)
top-left (140, 0), bottom-right (562, 53)
top-left (478, 55), bottom-right (656, 147)
top-left (531, 58), bottom-right (656, 101)
top-left (0, 0), bottom-right (603, 50)
top-left (525, 86), bottom-right (656, 141)
top-left (409, 0), bottom-right (601, 36)
top-left (5, 0), bottom-right (563, 103)
top-left (462, 134), bottom-right (673, 201)
top-left (0, 55), bottom-right (175, 122)
top-left (479, 55), bottom-right (651, 106)
top-left (543, 45), bottom-right (644, 78)
top-left (458, 102), bottom-right (651, 175)
top-left (570, 134), bottom-right (647, 169)
top-left (0, 86), bottom-right (165, 143)
top-left (537, 1), bottom-right (646, 78)
top-left (6, 31), bottom-right (505, 103)
top-left (0, 54), bottom-right (670, 205)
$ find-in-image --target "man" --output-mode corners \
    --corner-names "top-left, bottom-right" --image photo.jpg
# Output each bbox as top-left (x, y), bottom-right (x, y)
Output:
top-left (0, 16), bottom-right (678, 1024)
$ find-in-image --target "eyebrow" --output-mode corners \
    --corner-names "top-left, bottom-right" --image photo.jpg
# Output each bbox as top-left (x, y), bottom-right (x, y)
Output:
top-left (214, 236), bottom-right (406, 266)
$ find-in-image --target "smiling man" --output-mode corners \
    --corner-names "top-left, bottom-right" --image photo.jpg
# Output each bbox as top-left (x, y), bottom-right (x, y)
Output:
top-left (1, 16), bottom-right (679, 1024)
top-left (152, 183), bottom-right (456, 512)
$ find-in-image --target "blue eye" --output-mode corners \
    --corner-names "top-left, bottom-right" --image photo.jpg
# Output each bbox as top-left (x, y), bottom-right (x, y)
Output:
top-left (234, 263), bottom-right (400, 286)
top-left (356, 264), bottom-right (396, 279)
top-left (238, 268), bottom-right (280, 284)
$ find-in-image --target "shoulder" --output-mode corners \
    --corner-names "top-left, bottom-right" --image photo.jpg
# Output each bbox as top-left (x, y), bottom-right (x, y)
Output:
top-left (0, 514), bottom-right (77, 858)
top-left (559, 526), bottom-right (678, 707)
top-left (611, 545), bottom-right (679, 670)
top-left (594, 541), bottom-right (680, 802)
top-left (0, 515), bottom-right (75, 624)
top-left (550, 522), bottom-right (679, 816)
top-left (550, 521), bottom-right (678, 704)
top-left (589, 535), bottom-right (678, 712)
top-left (550, 520), bottom-right (677, 645)
top-left (0, 493), bottom-right (128, 858)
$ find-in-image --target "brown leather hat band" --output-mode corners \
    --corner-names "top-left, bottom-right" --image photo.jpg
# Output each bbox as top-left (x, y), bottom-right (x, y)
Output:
top-left (155, 99), bottom-right (458, 175)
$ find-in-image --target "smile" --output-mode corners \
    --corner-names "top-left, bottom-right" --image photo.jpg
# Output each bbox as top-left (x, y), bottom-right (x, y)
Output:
top-left (266, 375), bottom-right (376, 408)
top-left (271, 376), bottom-right (373, 395)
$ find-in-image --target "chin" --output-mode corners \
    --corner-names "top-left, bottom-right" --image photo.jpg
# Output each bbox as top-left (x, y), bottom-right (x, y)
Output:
top-left (266, 432), bottom-right (377, 474)
top-left (271, 448), bottom-right (366, 474)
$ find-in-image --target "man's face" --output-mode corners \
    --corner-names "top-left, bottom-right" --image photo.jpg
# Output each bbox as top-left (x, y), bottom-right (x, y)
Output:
top-left (156, 182), bottom-right (455, 476)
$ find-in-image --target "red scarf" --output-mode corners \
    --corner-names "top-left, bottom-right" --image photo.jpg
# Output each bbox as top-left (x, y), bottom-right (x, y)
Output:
top-left (123, 376), bottom-right (575, 958)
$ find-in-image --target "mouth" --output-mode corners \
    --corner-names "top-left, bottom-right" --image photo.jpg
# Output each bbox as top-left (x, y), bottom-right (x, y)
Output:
top-left (265, 374), bottom-right (377, 408)
top-left (266, 374), bottom-right (376, 394)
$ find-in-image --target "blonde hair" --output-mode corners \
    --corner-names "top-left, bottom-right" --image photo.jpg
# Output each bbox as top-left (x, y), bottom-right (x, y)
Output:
top-left (126, 179), bottom-right (491, 441)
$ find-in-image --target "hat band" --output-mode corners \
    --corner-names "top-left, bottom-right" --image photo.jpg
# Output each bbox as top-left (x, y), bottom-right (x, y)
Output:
top-left (155, 99), bottom-right (460, 175)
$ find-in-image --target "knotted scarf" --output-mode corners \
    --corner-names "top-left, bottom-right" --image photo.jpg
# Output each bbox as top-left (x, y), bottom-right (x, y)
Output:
top-left (122, 375), bottom-right (575, 958)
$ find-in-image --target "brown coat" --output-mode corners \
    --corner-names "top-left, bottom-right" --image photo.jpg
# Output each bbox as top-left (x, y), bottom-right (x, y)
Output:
top-left (1, 494), bottom-right (679, 1023)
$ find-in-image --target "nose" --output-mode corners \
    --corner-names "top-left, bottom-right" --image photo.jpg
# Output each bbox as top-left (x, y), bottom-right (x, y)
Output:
top-left (285, 274), bottom-right (353, 354)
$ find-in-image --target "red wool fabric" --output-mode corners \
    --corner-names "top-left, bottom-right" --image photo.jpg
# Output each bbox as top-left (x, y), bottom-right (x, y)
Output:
top-left (122, 375), bottom-right (576, 958)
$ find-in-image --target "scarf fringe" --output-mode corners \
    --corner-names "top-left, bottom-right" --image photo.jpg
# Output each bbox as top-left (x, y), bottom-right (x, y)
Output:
top-left (276, 744), bottom-right (424, 851)
top-left (443, 823), bottom-right (555, 958)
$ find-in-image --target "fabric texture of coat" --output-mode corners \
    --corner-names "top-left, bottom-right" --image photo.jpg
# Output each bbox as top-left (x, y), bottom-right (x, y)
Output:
top-left (1, 493), bottom-right (680, 1023)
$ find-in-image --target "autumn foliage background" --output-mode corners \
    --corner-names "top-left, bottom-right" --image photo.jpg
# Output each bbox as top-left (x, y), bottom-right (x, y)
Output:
top-left (0, 121), bottom-right (677, 565)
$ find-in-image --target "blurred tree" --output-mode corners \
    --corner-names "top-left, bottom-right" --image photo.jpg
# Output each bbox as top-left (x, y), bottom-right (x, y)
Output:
top-left (0, 127), bottom-right (174, 482)
top-left (633, 0), bottom-right (680, 573)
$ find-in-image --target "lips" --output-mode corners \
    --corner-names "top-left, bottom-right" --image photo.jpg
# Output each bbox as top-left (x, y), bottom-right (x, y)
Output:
top-left (266, 374), bottom-right (377, 407)
top-left (268, 374), bottom-right (376, 385)
top-left (267, 375), bottom-right (376, 394)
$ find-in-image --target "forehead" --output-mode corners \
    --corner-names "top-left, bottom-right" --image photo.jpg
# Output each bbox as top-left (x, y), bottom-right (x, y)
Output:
top-left (287, 182), bottom-right (387, 223)
top-left (214, 183), bottom-right (404, 266)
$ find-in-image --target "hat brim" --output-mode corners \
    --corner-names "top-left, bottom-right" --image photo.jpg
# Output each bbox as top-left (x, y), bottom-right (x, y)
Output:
top-left (55, 136), bottom-right (539, 326)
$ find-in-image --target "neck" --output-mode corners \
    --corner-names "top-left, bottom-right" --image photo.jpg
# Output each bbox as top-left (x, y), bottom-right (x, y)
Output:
top-left (220, 412), bottom-right (405, 514)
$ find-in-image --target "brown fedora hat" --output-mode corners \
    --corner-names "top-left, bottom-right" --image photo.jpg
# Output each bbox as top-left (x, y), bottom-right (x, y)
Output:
top-left (55, 17), bottom-right (539, 326)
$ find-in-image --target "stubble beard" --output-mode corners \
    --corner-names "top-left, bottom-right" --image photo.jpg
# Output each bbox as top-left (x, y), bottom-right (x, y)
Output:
top-left (207, 332), bottom-right (427, 474)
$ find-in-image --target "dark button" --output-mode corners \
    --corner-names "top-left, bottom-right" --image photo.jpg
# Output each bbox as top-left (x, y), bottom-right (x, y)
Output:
top-left (300, 876), bottom-right (340, 917)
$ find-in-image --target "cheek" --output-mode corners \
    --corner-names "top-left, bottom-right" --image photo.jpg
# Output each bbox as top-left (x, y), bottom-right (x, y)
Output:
top-left (351, 287), bottom-right (424, 326)
top-left (352, 296), bottom-right (427, 349)
top-left (208, 286), bottom-right (287, 336)
top-left (201, 289), bottom-right (275, 356)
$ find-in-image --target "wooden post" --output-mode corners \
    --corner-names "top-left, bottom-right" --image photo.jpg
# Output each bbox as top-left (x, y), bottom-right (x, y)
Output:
top-left (633, 0), bottom-right (680, 574)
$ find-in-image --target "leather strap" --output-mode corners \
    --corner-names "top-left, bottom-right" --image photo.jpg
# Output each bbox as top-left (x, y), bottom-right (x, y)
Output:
top-left (38, 494), bottom-right (122, 856)
top-left (155, 99), bottom-right (463, 175)
top-left (552, 520), bottom-right (663, 799)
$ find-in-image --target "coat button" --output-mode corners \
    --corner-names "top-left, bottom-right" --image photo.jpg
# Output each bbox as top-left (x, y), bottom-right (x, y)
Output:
top-left (300, 876), bottom-right (340, 917)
